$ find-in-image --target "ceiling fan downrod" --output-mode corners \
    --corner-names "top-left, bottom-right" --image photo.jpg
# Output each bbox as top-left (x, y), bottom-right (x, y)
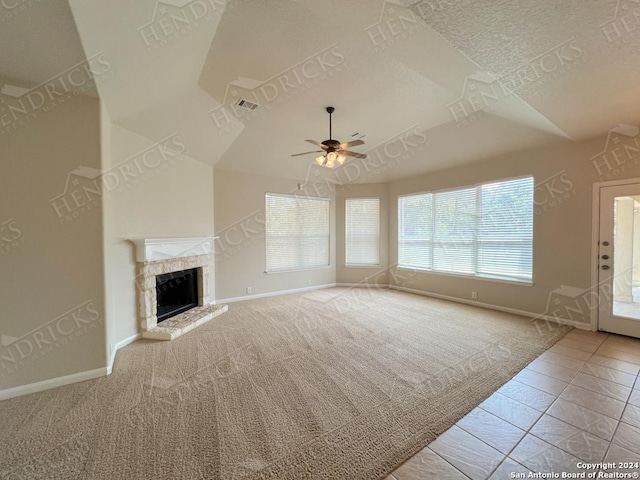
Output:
top-left (326, 106), bottom-right (334, 141)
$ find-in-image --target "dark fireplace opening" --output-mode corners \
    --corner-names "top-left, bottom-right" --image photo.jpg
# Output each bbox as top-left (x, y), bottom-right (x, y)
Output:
top-left (156, 268), bottom-right (198, 323)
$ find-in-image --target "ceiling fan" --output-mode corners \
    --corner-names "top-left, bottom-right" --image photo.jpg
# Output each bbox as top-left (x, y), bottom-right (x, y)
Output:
top-left (291, 106), bottom-right (367, 168)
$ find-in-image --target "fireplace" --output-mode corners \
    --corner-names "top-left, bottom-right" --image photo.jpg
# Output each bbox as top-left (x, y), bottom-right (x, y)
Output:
top-left (156, 268), bottom-right (199, 323)
top-left (133, 237), bottom-right (227, 340)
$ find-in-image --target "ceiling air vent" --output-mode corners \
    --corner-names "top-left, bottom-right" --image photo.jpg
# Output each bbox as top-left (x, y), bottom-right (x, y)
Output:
top-left (2, 84), bottom-right (30, 98)
top-left (236, 99), bottom-right (259, 110)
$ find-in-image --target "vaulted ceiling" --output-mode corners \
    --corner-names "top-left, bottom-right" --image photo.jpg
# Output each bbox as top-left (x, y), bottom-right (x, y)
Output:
top-left (3, 0), bottom-right (640, 183)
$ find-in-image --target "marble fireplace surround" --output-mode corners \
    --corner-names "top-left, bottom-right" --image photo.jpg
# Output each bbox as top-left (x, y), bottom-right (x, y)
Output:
top-left (133, 237), bottom-right (227, 340)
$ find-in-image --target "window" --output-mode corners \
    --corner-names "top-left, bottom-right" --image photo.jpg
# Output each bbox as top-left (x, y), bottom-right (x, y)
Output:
top-left (345, 198), bottom-right (380, 266)
top-left (265, 193), bottom-right (330, 272)
top-left (398, 176), bottom-right (533, 282)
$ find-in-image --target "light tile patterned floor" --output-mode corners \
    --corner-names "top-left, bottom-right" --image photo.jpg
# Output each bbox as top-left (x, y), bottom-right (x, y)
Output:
top-left (386, 329), bottom-right (640, 480)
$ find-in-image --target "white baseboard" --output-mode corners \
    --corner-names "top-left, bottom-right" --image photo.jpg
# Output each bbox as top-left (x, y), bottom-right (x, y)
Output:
top-left (335, 283), bottom-right (390, 288)
top-left (215, 283), bottom-right (337, 304)
top-left (0, 333), bottom-right (142, 401)
top-left (107, 333), bottom-right (141, 374)
top-left (390, 285), bottom-right (593, 331)
top-left (0, 367), bottom-right (108, 401)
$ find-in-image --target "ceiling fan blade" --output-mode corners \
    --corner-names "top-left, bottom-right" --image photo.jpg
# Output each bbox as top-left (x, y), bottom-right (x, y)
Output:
top-left (291, 150), bottom-right (323, 157)
top-left (305, 139), bottom-right (328, 150)
top-left (339, 150), bottom-right (367, 159)
top-left (339, 139), bottom-right (365, 149)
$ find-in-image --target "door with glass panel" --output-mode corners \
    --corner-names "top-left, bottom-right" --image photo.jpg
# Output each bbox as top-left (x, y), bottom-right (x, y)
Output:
top-left (598, 183), bottom-right (640, 338)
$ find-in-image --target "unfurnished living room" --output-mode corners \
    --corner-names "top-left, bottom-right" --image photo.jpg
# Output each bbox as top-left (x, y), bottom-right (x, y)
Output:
top-left (2, 0), bottom-right (640, 479)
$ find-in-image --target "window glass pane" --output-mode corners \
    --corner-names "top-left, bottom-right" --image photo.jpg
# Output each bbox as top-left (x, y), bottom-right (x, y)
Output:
top-left (346, 198), bottom-right (380, 266)
top-left (399, 193), bottom-right (433, 270)
top-left (265, 194), bottom-right (330, 272)
top-left (478, 177), bottom-right (533, 280)
top-left (433, 187), bottom-right (476, 274)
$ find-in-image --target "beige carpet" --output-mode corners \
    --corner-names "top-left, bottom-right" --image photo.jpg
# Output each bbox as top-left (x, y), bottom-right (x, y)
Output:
top-left (0, 288), bottom-right (571, 479)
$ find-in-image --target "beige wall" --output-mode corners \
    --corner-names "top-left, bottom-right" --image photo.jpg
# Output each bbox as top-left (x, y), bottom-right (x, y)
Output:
top-left (214, 169), bottom-right (336, 301)
top-left (335, 183), bottom-right (390, 285)
top-left (0, 92), bottom-right (107, 389)
top-left (388, 135), bottom-right (640, 324)
top-left (103, 125), bottom-right (215, 351)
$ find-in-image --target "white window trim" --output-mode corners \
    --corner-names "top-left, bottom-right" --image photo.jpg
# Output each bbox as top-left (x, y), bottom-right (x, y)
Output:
top-left (265, 192), bottom-right (331, 201)
top-left (397, 266), bottom-right (535, 286)
top-left (265, 265), bottom-right (333, 275)
top-left (397, 174), bottom-right (534, 200)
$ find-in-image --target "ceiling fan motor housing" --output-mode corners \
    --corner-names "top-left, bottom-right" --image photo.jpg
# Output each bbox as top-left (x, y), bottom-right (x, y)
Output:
top-left (321, 139), bottom-right (340, 152)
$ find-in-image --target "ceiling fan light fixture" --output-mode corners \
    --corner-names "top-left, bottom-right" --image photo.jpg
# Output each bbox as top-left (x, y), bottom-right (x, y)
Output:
top-left (294, 107), bottom-right (366, 168)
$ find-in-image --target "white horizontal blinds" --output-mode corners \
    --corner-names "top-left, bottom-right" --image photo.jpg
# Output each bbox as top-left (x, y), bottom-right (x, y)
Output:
top-left (398, 193), bottom-right (433, 270)
top-left (265, 194), bottom-right (330, 272)
top-left (397, 177), bottom-right (533, 282)
top-left (433, 187), bottom-right (476, 274)
top-left (477, 177), bottom-right (534, 281)
top-left (345, 198), bottom-right (380, 266)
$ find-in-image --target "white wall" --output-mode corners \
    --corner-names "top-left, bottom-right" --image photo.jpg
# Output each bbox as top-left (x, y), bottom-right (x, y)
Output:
top-left (214, 169), bottom-right (336, 301)
top-left (103, 124), bottom-right (214, 351)
top-left (0, 92), bottom-right (107, 390)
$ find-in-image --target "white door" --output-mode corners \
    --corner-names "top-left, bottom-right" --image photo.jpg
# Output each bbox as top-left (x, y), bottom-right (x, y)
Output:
top-left (598, 183), bottom-right (640, 338)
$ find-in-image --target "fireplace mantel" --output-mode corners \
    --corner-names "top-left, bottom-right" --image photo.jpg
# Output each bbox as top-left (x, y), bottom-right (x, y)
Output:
top-left (132, 237), bottom-right (218, 263)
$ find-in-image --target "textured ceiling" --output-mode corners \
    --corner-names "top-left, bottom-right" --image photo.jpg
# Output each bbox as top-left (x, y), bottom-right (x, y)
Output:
top-left (4, 0), bottom-right (639, 182)
top-left (408, 0), bottom-right (640, 141)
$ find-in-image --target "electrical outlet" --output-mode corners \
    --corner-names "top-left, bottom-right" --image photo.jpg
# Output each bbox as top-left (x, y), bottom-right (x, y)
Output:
top-left (246, 287), bottom-right (252, 294)
top-left (472, 291), bottom-right (477, 299)
top-left (307, 279), bottom-right (312, 286)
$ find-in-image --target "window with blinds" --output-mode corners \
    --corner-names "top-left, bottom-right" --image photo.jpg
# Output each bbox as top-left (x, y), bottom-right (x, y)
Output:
top-left (398, 176), bottom-right (533, 282)
top-left (265, 193), bottom-right (330, 273)
top-left (345, 198), bottom-right (380, 266)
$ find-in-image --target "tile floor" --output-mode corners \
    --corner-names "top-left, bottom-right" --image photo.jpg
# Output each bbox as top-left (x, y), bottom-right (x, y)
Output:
top-left (386, 329), bottom-right (640, 479)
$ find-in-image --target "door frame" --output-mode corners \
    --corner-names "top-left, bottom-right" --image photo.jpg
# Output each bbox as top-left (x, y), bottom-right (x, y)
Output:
top-left (590, 176), bottom-right (640, 331)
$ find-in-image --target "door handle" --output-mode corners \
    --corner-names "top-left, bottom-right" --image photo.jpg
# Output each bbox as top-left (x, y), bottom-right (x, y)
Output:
top-left (601, 265), bottom-right (610, 270)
